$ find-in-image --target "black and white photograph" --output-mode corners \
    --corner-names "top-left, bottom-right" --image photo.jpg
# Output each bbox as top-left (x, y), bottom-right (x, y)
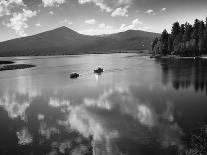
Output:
top-left (0, 0), bottom-right (207, 154)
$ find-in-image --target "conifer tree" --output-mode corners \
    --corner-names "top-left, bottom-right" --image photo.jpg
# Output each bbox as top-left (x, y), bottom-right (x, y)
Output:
top-left (161, 29), bottom-right (169, 55)
top-left (198, 21), bottom-right (205, 53)
top-left (171, 22), bottom-right (180, 38)
top-left (191, 19), bottom-right (200, 55)
top-left (205, 17), bottom-right (207, 27)
top-left (167, 35), bottom-right (173, 54)
top-left (184, 23), bottom-right (192, 42)
top-left (151, 17), bottom-right (207, 56)
top-left (152, 37), bottom-right (158, 51)
top-left (192, 19), bottom-right (200, 41)
top-left (180, 24), bottom-right (185, 35)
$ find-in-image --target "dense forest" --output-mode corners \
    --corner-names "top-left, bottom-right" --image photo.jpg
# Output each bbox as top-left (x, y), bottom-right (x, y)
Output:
top-left (152, 17), bottom-right (207, 57)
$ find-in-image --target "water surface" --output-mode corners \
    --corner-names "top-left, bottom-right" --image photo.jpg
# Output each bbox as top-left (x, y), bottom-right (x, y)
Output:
top-left (0, 53), bottom-right (207, 155)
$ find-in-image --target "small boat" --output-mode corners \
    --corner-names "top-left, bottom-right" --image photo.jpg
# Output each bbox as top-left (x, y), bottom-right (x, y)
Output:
top-left (70, 72), bottom-right (79, 79)
top-left (94, 67), bottom-right (104, 74)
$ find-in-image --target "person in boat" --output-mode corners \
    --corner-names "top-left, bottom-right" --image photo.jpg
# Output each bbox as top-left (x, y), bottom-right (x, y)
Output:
top-left (70, 72), bottom-right (79, 78)
top-left (94, 67), bottom-right (104, 73)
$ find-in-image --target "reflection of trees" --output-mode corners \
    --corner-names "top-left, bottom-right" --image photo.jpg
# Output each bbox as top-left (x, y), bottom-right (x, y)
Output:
top-left (159, 59), bottom-right (207, 94)
top-left (186, 124), bottom-right (207, 155)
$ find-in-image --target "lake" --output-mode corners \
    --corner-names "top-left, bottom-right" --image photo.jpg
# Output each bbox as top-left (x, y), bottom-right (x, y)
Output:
top-left (0, 53), bottom-right (207, 155)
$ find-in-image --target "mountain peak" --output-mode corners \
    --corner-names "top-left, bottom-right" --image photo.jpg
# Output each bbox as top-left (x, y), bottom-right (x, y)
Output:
top-left (53, 26), bottom-right (78, 33)
top-left (41, 26), bottom-right (81, 39)
top-left (57, 26), bottom-right (70, 30)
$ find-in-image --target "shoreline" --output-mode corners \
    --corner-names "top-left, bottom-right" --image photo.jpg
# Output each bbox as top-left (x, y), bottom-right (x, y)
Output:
top-left (0, 50), bottom-right (149, 62)
top-left (0, 50), bottom-right (149, 59)
top-left (150, 54), bottom-right (207, 59)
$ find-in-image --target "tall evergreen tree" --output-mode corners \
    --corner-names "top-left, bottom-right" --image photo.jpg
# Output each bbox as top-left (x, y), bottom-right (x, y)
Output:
top-left (203, 18), bottom-right (207, 53)
top-left (151, 17), bottom-right (207, 56)
top-left (192, 19), bottom-right (200, 41)
top-left (199, 21), bottom-right (205, 38)
top-left (205, 17), bottom-right (207, 27)
top-left (198, 21), bottom-right (205, 54)
top-left (167, 35), bottom-right (173, 54)
top-left (180, 24), bottom-right (185, 35)
top-left (152, 37), bottom-right (158, 51)
top-left (171, 22), bottom-right (180, 38)
top-left (173, 33), bottom-right (183, 55)
top-left (184, 23), bottom-right (192, 42)
top-left (161, 29), bottom-right (169, 55)
top-left (191, 19), bottom-right (200, 55)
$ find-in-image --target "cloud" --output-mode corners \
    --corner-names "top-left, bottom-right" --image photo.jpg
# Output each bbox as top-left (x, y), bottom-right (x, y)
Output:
top-left (85, 18), bottom-right (96, 24)
top-left (143, 26), bottom-right (149, 29)
top-left (5, 9), bottom-right (37, 36)
top-left (80, 18), bottom-right (147, 35)
top-left (0, 0), bottom-right (24, 17)
top-left (78, 0), bottom-right (133, 13)
top-left (160, 7), bottom-right (166, 12)
top-left (63, 19), bottom-right (73, 25)
top-left (79, 28), bottom-right (113, 35)
top-left (119, 18), bottom-right (142, 31)
top-left (79, 24), bottom-right (113, 35)
top-left (111, 6), bottom-right (129, 17)
top-left (145, 9), bottom-right (154, 14)
top-left (35, 23), bottom-right (41, 26)
top-left (78, 0), bottom-right (111, 12)
top-left (42, 0), bottom-right (65, 7)
top-left (98, 23), bottom-right (106, 28)
top-left (49, 11), bottom-right (54, 15)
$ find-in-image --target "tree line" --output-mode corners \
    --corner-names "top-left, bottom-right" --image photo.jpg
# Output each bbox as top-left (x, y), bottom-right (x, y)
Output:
top-left (152, 17), bottom-right (207, 56)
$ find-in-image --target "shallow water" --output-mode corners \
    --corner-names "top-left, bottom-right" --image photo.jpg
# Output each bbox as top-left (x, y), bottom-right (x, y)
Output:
top-left (0, 53), bottom-right (207, 155)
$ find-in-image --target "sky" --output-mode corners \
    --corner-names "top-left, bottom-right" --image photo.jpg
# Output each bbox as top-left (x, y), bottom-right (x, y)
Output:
top-left (0, 0), bottom-right (207, 41)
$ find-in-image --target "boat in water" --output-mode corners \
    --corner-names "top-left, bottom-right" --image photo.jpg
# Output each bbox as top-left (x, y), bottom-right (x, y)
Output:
top-left (70, 72), bottom-right (79, 79)
top-left (94, 67), bottom-right (104, 74)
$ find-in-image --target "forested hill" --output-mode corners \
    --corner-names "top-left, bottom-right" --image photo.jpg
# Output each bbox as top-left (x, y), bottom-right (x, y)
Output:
top-left (152, 17), bottom-right (207, 57)
top-left (0, 27), bottom-right (158, 57)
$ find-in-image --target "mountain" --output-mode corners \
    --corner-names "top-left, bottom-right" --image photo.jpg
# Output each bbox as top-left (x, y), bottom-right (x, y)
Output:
top-left (0, 26), bottom-right (159, 56)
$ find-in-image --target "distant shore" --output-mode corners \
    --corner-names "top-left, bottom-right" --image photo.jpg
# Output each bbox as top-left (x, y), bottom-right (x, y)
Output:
top-left (150, 54), bottom-right (207, 59)
top-left (0, 50), bottom-right (149, 57)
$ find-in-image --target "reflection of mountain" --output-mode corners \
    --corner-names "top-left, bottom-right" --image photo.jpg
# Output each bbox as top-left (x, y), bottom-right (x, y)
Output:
top-left (159, 59), bottom-right (207, 94)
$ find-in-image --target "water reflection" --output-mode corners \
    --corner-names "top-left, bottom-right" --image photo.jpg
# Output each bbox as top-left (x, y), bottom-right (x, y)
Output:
top-left (0, 54), bottom-right (207, 155)
top-left (63, 87), bottom-right (185, 154)
top-left (16, 127), bottom-right (33, 145)
top-left (159, 59), bottom-right (207, 94)
top-left (0, 86), bottom-right (185, 154)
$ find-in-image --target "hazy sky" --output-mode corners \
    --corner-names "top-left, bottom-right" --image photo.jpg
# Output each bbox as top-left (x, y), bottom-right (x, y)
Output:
top-left (0, 0), bottom-right (207, 41)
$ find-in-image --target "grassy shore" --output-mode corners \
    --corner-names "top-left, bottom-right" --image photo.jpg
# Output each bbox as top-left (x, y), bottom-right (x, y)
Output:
top-left (0, 60), bottom-right (35, 71)
top-left (0, 60), bottom-right (14, 65)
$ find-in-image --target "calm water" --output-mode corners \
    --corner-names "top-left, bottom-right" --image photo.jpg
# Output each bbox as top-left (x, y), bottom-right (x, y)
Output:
top-left (0, 53), bottom-right (207, 155)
